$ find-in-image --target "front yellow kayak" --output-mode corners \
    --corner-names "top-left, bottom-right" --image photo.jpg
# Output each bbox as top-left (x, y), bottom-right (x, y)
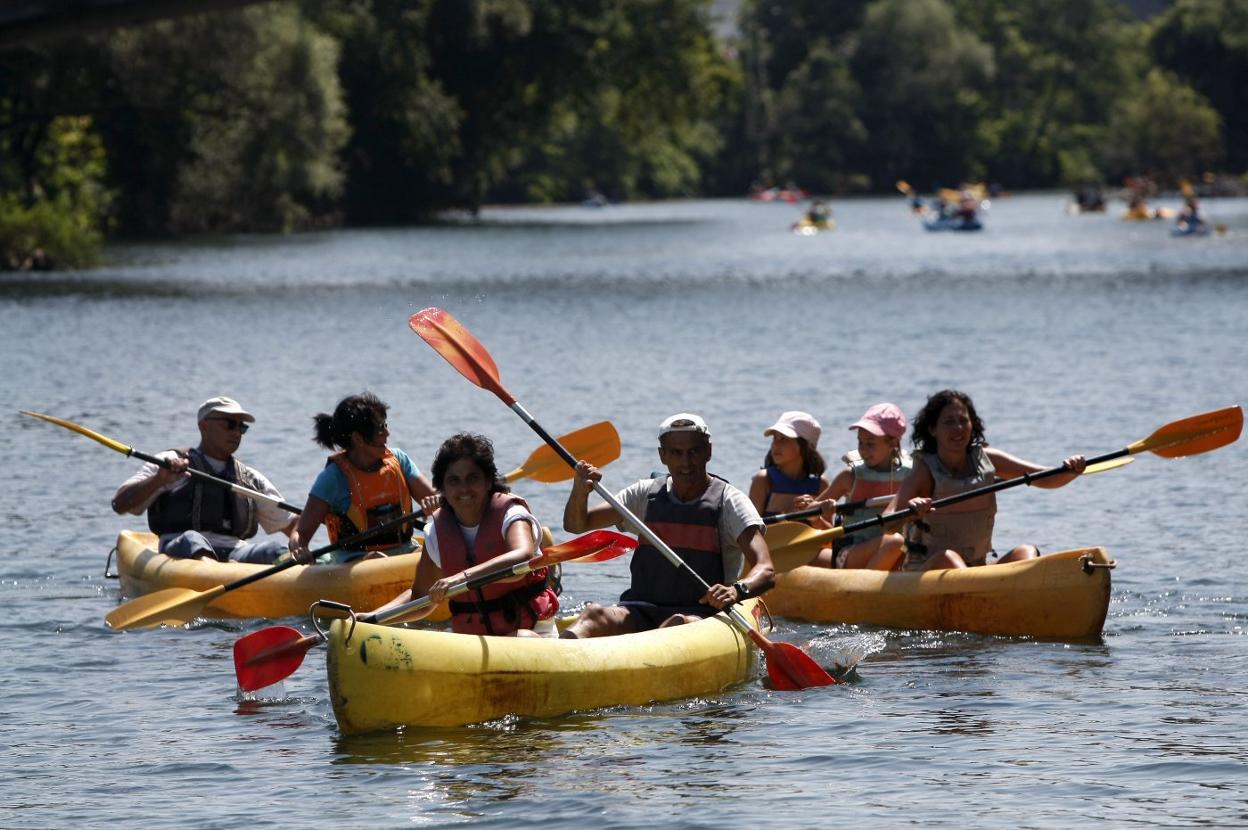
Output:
top-left (113, 530), bottom-right (446, 621)
top-left (765, 547), bottom-right (1113, 639)
top-left (326, 598), bottom-right (763, 734)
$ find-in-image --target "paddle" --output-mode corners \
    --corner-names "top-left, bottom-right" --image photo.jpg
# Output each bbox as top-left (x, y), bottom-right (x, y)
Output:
top-left (232, 530), bottom-right (637, 692)
top-left (408, 307), bottom-right (837, 691)
top-left (762, 457), bottom-right (1136, 525)
top-left (504, 420), bottom-right (620, 483)
top-left (21, 410), bottom-right (303, 513)
top-left (105, 506), bottom-right (429, 630)
top-left (764, 406), bottom-right (1243, 573)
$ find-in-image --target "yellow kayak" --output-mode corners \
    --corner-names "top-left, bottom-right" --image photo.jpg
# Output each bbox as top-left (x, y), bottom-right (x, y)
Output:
top-left (764, 547), bottom-right (1113, 639)
top-left (791, 217), bottom-right (835, 235)
top-left (326, 598), bottom-right (763, 734)
top-left (111, 529), bottom-right (447, 621)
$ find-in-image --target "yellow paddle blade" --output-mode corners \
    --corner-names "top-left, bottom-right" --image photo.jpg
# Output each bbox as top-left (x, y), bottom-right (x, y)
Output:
top-left (895, 179), bottom-right (912, 195)
top-left (105, 585), bottom-right (225, 630)
top-left (503, 421), bottom-right (621, 483)
top-left (1084, 456), bottom-right (1133, 475)
top-left (1127, 406), bottom-right (1243, 459)
top-left (20, 410), bottom-right (132, 455)
top-left (765, 521), bottom-right (843, 574)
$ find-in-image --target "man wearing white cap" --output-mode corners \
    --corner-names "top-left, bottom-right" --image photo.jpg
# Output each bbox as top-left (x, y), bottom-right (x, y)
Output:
top-left (560, 412), bottom-right (775, 638)
top-left (111, 397), bottom-right (296, 563)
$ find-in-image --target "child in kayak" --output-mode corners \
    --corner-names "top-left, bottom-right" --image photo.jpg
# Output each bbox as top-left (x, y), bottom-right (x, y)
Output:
top-left (796, 402), bottom-right (911, 569)
top-left (749, 411), bottom-right (830, 521)
top-left (889, 389), bottom-right (1086, 571)
top-left (288, 392), bottom-right (435, 563)
top-left (377, 432), bottom-right (559, 637)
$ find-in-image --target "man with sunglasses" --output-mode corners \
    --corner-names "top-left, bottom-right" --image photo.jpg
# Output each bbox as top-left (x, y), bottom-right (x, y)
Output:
top-left (111, 397), bottom-right (296, 563)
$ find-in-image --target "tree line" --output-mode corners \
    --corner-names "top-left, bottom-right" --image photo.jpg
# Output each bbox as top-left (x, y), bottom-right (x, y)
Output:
top-left (2, 0), bottom-right (1244, 269)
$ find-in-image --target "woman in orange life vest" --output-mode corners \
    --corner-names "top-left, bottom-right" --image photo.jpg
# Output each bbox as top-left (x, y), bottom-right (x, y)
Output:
top-left (288, 392), bottom-right (436, 564)
top-left (376, 432), bottom-right (559, 637)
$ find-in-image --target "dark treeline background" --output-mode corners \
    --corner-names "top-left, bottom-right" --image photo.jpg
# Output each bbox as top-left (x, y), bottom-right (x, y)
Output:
top-left (2, 0), bottom-right (1245, 268)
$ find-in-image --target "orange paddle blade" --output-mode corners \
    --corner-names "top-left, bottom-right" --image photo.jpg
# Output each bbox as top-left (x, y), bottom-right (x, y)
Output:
top-left (505, 421), bottom-right (621, 483)
top-left (749, 631), bottom-right (838, 690)
top-left (408, 308), bottom-right (515, 404)
top-left (1129, 406), bottom-right (1242, 459)
top-left (234, 626), bottom-right (321, 692)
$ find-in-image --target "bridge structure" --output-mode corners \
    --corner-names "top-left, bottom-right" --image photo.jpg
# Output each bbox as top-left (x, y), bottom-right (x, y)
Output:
top-left (0, 0), bottom-right (266, 50)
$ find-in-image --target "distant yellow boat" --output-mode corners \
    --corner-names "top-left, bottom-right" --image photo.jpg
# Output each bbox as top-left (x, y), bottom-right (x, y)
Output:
top-left (764, 547), bottom-right (1113, 639)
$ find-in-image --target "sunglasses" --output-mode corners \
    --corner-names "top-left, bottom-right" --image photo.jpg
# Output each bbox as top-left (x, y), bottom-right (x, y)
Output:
top-left (208, 417), bottom-right (250, 434)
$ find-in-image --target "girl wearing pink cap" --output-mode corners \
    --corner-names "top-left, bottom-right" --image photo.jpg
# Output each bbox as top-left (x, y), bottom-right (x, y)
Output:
top-left (797, 402), bottom-right (912, 569)
top-left (749, 411), bottom-right (830, 521)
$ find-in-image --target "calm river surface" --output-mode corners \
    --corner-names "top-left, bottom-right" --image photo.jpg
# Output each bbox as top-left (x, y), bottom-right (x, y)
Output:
top-left (3, 194), bottom-right (1247, 828)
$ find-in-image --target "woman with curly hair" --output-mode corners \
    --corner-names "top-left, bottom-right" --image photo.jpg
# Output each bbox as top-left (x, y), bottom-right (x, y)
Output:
top-left (883, 389), bottom-right (1086, 571)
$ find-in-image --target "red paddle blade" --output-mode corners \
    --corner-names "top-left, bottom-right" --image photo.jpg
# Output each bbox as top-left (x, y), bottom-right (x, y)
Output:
top-left (233, 626), bottom-right (319, 692)
top-left (749, 632), bottom-right (839, 690)
top-left (555, 530), bottom-right (638, 564)
top-left (408, 308), bottom-right (514, 404)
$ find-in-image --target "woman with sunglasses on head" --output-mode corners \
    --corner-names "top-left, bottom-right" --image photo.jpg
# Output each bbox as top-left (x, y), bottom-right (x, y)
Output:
top-left (289, 392), bottom-right (436, 564)
top-left (111, 396), bottom-right (297, 563)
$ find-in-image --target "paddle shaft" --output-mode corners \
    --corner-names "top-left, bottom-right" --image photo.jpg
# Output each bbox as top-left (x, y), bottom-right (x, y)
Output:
top-left (216, 507), bottom-right (427, 595)
top-left (126, 446), bottom-right (304, 514)
top-left (834, 451), bottom-right (1119, 541)
top-left (764, 495), bottom-right (891, 524)
top-left (506, 401), bottom-right (758, 634)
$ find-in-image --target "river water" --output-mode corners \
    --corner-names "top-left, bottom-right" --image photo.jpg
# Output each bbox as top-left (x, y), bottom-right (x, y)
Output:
top-left (2, 193), bottom-right (1246, 828)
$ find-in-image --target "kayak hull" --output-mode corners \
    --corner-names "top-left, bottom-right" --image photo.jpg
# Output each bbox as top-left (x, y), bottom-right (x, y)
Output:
top-left (326, 598), bottom-right (762, 734)
top-left (765, 547), bottom-right (1112, 639)
top-left (113, 530), bottom-right (445, 620)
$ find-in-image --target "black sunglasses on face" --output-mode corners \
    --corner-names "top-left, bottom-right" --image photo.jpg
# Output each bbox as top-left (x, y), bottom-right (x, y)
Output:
top-left (209, 417), bottom-right (250, 434)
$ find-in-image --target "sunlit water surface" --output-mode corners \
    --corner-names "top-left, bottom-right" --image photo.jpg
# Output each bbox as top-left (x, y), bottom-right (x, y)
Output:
top-left (3, 194), bottom-right (1247, 828)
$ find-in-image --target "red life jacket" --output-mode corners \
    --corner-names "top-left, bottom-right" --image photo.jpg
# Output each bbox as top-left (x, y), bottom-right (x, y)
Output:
top-left (325, 449), bottom-right (414, 551)
top-left (436, 492), bottom-right (558, 635)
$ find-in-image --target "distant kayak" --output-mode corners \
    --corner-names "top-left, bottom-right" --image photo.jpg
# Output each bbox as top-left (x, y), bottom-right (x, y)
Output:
top-left (1171, 222), bottom-right (1211, 237)
top-left (751, 187), bottom-right (808, 204)
top-left (1122, 207), bottom-right (1174, 221)
top-left (924, 216), bottom-right (982, 232)
top-left (791, 217), bottom-right (835, 235)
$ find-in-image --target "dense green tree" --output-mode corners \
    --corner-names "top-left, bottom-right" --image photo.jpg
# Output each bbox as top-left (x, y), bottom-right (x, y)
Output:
top-left (1097, 67), bottom-right (1223, 182)
top-left (1150, 0), bottom-right (1246, 170)
top-left (851, 0), bottom-right (994, 188)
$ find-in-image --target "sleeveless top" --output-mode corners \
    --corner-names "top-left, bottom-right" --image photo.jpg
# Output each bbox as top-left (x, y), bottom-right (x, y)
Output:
top-left (907, 446), bottom-right (997, 566)
top-left (622, 476), bottom-right (728, 607)
top-left (148, 448), bottom-right (259, 540)
top-left (436, 492), bottom-right (557, 635)
top-left (325, 449), bottom-right (414, 551)
top-left (762, 464), bottom-right (822, 518)
top-left (840, 450), bottom-right (913, 545)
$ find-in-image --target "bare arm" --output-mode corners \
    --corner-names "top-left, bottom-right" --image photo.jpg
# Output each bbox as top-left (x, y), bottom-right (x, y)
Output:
top-left (288, 495), bottom-right (331, 562)
top-left (747, 469), bottom-right (770, 515)
top-left (426, 518), bottom-right (538, 603)
top-left (111, 456), bottom-right (188, 514)
top-left (701, 525), bottom-right (774, 609)
top-left (563, 461), bottom-right (622, 533)
top-left (986, 448), bottom-right (1087, 489)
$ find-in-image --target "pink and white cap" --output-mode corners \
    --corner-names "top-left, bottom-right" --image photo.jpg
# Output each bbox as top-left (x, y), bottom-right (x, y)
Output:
top-left (764, 411), bottom-right (822, 448)
top-left (849, 402), bottom-right (906, 439)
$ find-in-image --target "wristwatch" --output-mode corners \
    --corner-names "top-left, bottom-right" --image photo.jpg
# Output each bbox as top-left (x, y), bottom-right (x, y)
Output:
top-left (732, 580), bottom-right (750, 600)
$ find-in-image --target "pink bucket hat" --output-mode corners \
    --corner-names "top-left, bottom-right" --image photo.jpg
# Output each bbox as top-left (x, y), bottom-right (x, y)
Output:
top-left (764, 411), bottom-right (822, 448)
top-left (849, 402), bottom-right (906, 439)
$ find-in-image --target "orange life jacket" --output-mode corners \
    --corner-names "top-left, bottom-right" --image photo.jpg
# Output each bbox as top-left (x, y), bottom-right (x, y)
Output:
top-left (325, 449), bottom-right (414, 551)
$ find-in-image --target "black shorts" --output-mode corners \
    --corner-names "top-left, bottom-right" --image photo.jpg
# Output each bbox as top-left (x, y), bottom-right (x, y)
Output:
top-left (618, 600), bottom-right (718, 632)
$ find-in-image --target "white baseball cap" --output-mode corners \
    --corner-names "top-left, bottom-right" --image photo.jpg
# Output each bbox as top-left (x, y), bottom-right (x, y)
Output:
top-left (197, 396), bottom-right (255, 423)
top-left (658, 413), bottom-right (710, 439)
